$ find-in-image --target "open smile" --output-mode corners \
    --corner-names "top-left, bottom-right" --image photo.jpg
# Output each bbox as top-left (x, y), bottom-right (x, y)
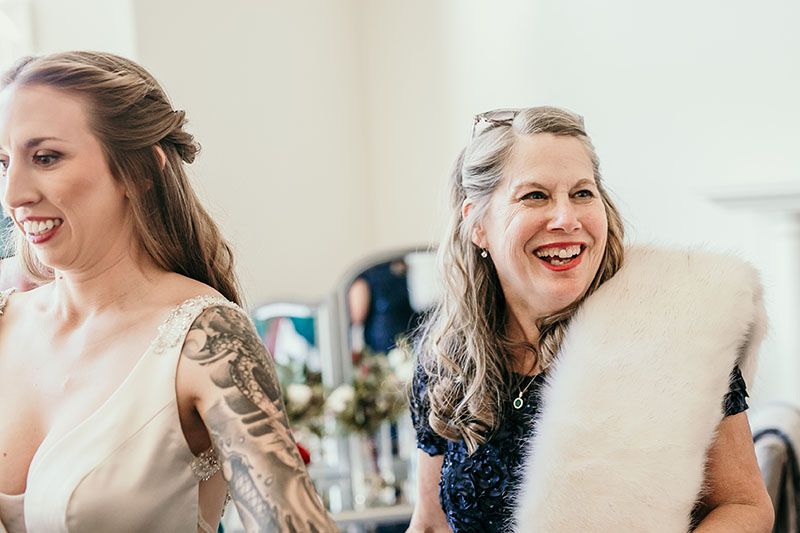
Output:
top-left (533, 242), bottom-right (586, 271)
top-left (20, 217), bottom-right (63, 244)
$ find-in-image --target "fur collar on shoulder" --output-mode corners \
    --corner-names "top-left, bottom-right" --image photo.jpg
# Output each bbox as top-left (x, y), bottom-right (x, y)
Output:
top-left (513, 246), bottom-right (766, 532)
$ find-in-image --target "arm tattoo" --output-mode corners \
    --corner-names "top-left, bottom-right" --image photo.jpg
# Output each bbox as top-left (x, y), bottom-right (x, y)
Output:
top-left (184, 306), bottom-right (339, 533)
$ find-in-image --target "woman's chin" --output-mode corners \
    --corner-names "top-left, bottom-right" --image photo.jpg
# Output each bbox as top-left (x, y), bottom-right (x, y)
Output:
top-left (537, 287), bottom-right (587, 315)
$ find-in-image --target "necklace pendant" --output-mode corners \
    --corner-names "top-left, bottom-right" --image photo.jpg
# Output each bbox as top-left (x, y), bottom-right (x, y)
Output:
top-left (512, 395), bottom-right (524, 410)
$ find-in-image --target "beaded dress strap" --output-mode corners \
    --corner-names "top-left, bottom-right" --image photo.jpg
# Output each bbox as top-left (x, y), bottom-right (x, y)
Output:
top-left (149, 294), bottom-right (245, 482)
top-left (0, 288), bottom-right (15, 315)
top-left (150, 294), bottom-right (242, 356)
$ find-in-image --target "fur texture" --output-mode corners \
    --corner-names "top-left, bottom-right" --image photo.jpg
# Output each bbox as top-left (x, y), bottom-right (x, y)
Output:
top-left (513, 246), bottom-right (766, 532)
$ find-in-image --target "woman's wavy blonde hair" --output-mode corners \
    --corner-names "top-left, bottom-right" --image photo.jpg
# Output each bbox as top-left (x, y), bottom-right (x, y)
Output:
top-left (1, 51), bottom-right (241, 305)
top-left (418, 106), bottom-right (625, 454)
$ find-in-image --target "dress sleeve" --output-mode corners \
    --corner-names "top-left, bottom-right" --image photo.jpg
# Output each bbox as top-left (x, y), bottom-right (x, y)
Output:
top-left (722, 364), bottom-right (749, 417)
top-left (409, 361), bottom-right (448, 456)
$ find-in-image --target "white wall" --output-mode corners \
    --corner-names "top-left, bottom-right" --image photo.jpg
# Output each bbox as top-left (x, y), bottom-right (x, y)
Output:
top-left (30, 0), bottom-right (135, 58)
top-left (356, 1), bottom-right (451, 249)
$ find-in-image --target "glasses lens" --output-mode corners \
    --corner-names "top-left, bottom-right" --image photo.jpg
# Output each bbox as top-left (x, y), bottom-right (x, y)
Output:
top-left (481, 109), bottom-right (518, 123)
top-left (470, 108), bottom-right (520, 141)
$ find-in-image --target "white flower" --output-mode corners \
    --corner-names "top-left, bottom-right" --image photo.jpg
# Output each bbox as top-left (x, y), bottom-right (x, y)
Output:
top-left (394, 360), bottom-right (414, 384)
top-left (376, 397), bottom-right (389, 411)
top-left (326, 384), bottom-right (355, 414)
top-left (387, 347), bottom-right (408, 370)
top-left (286, 384), bottom-right (313, 410)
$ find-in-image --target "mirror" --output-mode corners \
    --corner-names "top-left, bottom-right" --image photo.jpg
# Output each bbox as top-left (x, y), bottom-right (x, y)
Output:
top-left (332, 248), bottom-right (440, 513)
top-left (344, 249), bottom-right (438, 357)
top-left (250, 300), bottom-right (353, 512)
top-left (253, 302), bottom-right (323, 378)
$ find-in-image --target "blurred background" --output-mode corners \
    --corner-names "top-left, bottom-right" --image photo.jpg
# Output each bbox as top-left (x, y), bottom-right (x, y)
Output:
top-left (2, 0), bottom-right (799, 529)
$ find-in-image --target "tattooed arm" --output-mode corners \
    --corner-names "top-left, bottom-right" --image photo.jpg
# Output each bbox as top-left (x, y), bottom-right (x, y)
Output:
top-left (181, 305), bottom-right (339, 533)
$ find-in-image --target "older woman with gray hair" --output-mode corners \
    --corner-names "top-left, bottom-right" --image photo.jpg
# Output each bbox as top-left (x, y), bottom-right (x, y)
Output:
top-left (408, 106), bottom-right (773, 532)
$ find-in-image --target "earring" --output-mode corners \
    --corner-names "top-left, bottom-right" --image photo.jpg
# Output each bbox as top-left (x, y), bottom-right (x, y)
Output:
top-left (480, 248), bottom-right (488, 258)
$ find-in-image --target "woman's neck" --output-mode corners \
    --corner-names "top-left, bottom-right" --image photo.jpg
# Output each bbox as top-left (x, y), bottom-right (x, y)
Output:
top-left (47, 250), bottom-right (167, 322)
top-left (505, 308), bottom-right (541, 375)
top-left (505, 304), bottom-right (540, 344)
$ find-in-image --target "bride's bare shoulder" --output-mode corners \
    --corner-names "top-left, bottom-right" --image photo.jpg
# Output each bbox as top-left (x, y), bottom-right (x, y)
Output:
top-left (156, 272), bottom-right (228, 307)
top-left (2, 282), bottom-right (52, 313)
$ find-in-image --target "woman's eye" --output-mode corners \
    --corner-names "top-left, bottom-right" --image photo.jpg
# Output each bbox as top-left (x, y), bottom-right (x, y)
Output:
top-left (33, 153), bottom-right (59, 166)
top-left (522, 191), bottom-right (547, 201)
top-left (0, 158), bottom-right (7, 175)
top-left (574, 189), bottom-right (595, 199)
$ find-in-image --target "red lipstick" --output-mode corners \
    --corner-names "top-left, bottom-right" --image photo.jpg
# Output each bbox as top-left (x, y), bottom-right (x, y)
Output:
top-left (25, 226), bottom-right (61, 244)
top-left (533, 242), bottom-right (586, 272)
top-left (18, 217), bottom-right (63, 245)
top-left (540, 252), bottom-right (583, 271)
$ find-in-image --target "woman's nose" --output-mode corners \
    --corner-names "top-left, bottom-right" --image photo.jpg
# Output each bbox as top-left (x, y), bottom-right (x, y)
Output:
top-left (546, 198), bottom-right (581, 233)
top-left (3, 161), bottom-right (38, 210)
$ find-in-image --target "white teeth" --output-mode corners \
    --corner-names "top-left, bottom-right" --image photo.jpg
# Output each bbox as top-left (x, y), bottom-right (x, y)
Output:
top-left (535, 244), bottom-right (582, 258)
top-left (23, 218), bottom-right (63, 236)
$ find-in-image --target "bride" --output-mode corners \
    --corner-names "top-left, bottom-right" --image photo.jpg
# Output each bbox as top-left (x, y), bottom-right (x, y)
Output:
top-left (0, 51), bottom-right (337, 533)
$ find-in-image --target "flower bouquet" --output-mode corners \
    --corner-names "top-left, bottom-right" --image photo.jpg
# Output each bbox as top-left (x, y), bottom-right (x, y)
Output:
top-left (325, 348), bottom-right (409, 435)
top-left (276, 362), bottom-right (326, 438)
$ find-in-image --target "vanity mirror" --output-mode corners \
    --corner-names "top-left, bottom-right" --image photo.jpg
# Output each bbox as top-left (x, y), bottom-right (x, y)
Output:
top-left (338, 248), bottom-right (438, 367)
top-left (332, 247), bottom-right (439, 518)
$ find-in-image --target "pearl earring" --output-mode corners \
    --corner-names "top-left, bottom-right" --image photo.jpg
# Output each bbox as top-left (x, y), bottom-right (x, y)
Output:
top-left (480, 249), bottom-right (488, 258)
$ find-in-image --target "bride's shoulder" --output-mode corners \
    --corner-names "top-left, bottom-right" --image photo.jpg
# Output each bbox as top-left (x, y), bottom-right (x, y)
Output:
top-left (158, 273), bottom-right (231, 307)
top-left (1, 282), bottom-right (52, 315)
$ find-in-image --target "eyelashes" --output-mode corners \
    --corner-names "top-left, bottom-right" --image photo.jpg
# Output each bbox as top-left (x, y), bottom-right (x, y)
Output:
top-left (0, 152), bottom-right (62, 174)
top-left (33, 152), bottom-right (61, 166)
top-left (520, 189), bottom-right (596, 202)
top-left (521, 191), bottom-right (547, 201)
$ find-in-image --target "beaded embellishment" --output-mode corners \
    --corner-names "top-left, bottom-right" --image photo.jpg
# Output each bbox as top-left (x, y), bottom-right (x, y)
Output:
top-left (190, 446), bottom-right (221, 481)
top-left (0, 288), bottom-right (15, 315)
top-left (151, 294), bottom-right (241, 355)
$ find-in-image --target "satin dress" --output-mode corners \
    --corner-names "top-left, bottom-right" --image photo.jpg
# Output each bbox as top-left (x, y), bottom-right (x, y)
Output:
top-left (0, 292), bottom-right (237, 533)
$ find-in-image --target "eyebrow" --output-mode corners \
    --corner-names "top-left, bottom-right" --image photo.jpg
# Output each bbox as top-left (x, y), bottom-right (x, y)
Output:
top-left (572, 178), bottom-right (598, 188)
top-left (510, 177), bottom-right (598, 193)
top-left (25, 137), bottom-right (66, 149)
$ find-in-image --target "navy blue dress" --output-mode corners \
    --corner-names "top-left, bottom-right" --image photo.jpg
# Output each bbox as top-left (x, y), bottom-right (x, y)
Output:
top-left (358, 261), bottom-right (418, 353)
top-left (410, 364), bottom-right (749, 532)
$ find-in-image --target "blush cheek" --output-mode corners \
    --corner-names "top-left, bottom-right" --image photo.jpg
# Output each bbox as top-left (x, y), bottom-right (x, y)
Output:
top-left (507, 213), bottom-right (546, 250)
top-left (583, 205), bottom-right (608, 241)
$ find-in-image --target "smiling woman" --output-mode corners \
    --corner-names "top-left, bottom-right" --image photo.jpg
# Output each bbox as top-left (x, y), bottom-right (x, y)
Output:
top-left (407, 106), bottom-right (773, 533)
top-left (466, 133), bottom-right (609, 321)
top-left (0, 52), bottom-right (337, 533)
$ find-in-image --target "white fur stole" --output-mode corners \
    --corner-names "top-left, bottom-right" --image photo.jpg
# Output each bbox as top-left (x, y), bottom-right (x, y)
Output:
top-left (513, 246), bottom-right (766, 532)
